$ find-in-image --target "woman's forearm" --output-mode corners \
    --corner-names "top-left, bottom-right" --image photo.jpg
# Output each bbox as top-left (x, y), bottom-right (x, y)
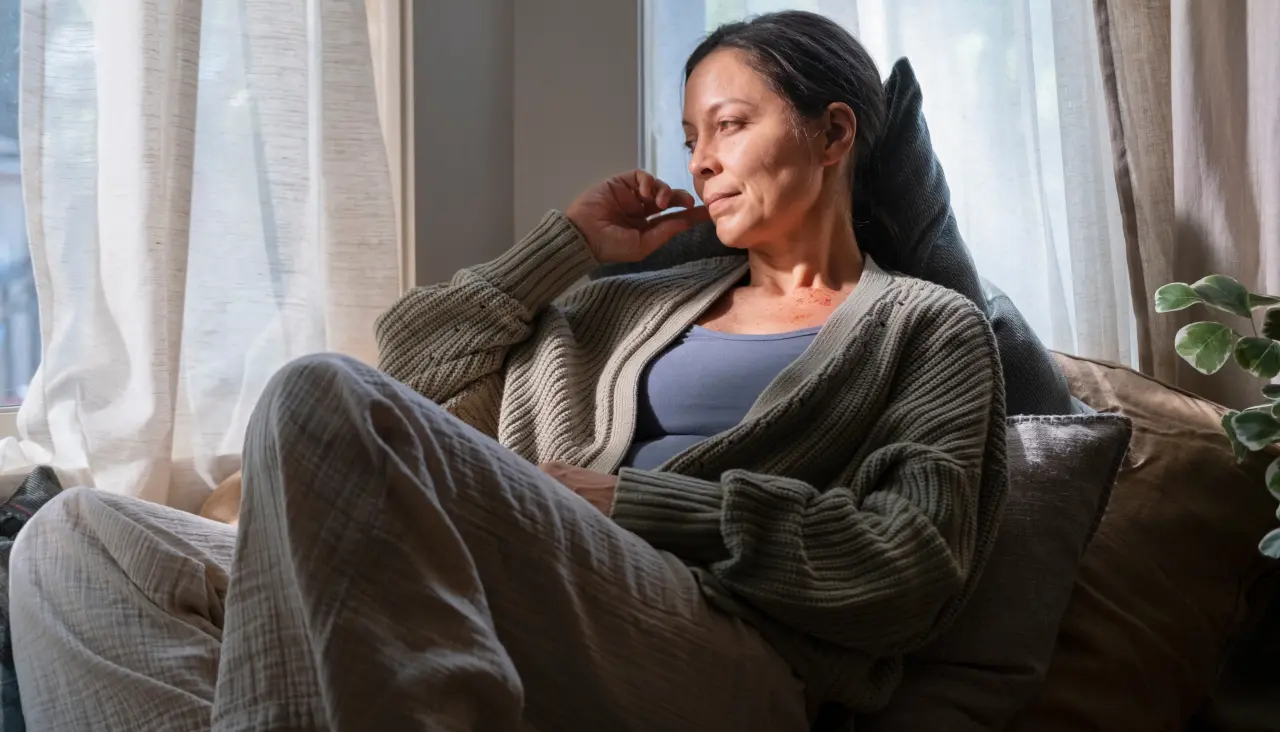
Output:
top-left (375, 211), bottom-right (597, 421)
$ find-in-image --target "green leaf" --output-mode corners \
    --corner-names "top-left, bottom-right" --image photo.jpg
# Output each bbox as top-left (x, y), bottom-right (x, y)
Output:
top-left (1261, 528), bottom-right (1280, 559)
top-left (1175, 322), bottom-right (1238, 374)
top-left (1264, 384), bottom-right (1280, 401)
top-left (1192, 275), bottom-right (1252, 318)
top-left (1154, 283), bottom-right (1201, 313)
top-left (1232, 409), bottom-right (1280, 450)
top-left (1223, 410), bottom-right (1248, 463)
top-left (1234, 337), bottom-right (1280, 380)
top-left (1251, 293), bottom-right (1280, 308)
top-left (1267, 456), bottom-right (1280, 502)
top-left (1263, 307), bottom-right (1280, 340)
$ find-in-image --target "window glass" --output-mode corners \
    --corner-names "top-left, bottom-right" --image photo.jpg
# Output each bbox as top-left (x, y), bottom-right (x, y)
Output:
top-left (0, 0), bottom-right (38, 408)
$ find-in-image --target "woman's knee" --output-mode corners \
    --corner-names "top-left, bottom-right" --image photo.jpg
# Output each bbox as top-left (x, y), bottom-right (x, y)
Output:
top-left (258, 352), bottom-right (366, 412)
top-left (246, 354), bottom-right (397, 503)
top-left (13, 487), bottom-right (108, 550)
top-left (13, 488), bottom-right (233, 616)
top-left (247, 354), bottom-right (367, 451)
top-left (246, 353), bottom-right (466, 506)
top-left (251, 352), bottom-right (453, 451)
top-left (10, 487), bottom-right (119, 602)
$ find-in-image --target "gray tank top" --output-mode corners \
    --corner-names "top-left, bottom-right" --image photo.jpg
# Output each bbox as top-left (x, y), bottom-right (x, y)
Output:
top-left (621, 324), bottom-right (821, 471)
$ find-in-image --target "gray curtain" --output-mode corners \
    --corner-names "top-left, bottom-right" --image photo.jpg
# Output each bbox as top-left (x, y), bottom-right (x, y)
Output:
top-left (1095, 0), bottom-right (1280, 410)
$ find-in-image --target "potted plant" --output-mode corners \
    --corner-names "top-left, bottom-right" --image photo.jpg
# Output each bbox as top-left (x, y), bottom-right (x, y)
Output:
top-left (1155, 275), bottom-right (1280, 558)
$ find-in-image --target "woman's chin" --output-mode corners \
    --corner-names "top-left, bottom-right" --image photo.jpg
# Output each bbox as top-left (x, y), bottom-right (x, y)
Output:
top-left (712, 217), bottom-right (751, 250)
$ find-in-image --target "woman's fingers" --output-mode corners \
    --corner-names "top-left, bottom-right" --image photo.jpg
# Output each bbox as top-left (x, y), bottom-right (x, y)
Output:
top-left (634, 170), bottom-right (655, 201)
top-left (670, 189), bottom-right (697, 209)
top-left (655, 182), bottom-right (672, 210)
top-left (627, 170), bottom-right (698, 217)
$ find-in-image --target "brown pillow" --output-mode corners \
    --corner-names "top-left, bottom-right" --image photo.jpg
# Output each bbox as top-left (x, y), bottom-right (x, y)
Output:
top-left (1007, 354), bottom-right (1280, 731)
top-left (858, 414), bottom-right (1131, 732)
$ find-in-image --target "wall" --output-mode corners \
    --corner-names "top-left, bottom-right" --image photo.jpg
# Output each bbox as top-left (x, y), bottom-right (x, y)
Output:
top-left (412, 0), bottom-right (640, 286)
top-left (412, 1), bottom-right (514, 286)
top-left (513, 1), bottom-right (640, 237)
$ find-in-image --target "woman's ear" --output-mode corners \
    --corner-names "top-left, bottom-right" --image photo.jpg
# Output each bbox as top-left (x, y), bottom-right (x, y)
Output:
top-left (820, 102), bottom-right (857, 167)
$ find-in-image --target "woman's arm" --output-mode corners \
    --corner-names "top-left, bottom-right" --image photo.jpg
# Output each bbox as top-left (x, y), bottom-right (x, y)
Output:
top-left (377, 170), bottom-right (708, 436)
top-left (376, 212), bottom-right (597, 435)
top-left (609, 298), bottom-right (1008, 656)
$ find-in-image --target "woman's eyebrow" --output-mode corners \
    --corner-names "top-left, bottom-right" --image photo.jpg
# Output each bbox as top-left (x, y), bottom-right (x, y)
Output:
top-left (681, 97), bottom-right (756, 127)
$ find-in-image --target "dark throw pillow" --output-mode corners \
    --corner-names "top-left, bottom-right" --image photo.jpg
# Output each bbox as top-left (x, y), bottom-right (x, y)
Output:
top-left (858, 414), bottom-right (1132, 731)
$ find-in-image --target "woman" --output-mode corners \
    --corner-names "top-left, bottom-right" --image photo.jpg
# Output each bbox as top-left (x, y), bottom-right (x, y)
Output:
top-left (11, 10), bottom-right (1006, 732)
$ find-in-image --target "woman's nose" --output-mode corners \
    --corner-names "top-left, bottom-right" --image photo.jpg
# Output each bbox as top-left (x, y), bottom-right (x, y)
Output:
top-left (687, 143), bottom-right (719, 179)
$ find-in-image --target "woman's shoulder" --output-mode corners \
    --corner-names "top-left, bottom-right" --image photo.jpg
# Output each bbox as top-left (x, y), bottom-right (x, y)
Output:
top-left (877, 270), bottom-right (995, 346)
top-left (876, 266), bottom-right (986, 317)
top-left (555, 256), bottom-right (747, 312)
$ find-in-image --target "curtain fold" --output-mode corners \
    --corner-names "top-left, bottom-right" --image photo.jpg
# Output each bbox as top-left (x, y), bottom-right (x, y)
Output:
top-left (0, 0), bottom-right (400, 510)
top-left (1096, 0), bottom-right (1280, 409)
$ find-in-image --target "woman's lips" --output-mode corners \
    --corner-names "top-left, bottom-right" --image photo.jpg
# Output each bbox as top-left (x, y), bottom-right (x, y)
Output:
top-left (705, 193), bottom-right (738, 210)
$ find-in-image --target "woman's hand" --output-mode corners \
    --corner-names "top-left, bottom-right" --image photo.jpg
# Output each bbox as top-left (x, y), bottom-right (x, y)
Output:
top-left (539, 461), bottom-right (617, 515)
top-left (565, 169), bottom-right (710, 264)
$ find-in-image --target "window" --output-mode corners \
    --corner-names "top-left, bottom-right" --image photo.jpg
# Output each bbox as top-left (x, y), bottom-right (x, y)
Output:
top-left (642, 0), bottom-right (1135, 364)
top-left (0, 0), bottom-right (37, 417)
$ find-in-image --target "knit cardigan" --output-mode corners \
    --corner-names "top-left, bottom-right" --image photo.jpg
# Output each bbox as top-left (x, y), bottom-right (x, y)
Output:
top-left (376, 211), bottom-right (1009, 712)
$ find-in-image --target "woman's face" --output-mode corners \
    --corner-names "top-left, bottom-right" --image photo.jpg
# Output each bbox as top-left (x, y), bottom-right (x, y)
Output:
top-left (682, 49), bottom-right (851, 249)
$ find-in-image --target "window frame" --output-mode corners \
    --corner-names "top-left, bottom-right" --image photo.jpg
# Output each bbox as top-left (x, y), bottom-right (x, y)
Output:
top-left (367, 0), bottom-right (415, 293)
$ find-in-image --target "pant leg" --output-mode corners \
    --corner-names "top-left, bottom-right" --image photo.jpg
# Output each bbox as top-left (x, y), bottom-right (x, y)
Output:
top-left (11, 488), bottom-right (236, 731)
top-left (214, 353), bottom-right (808, 732)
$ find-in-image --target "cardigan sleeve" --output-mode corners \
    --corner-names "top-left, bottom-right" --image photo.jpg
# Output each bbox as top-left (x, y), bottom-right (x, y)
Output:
top-left (610, 295), bottom-right (1008, 655)
top-left (375, 211), bottom-right (597, 436)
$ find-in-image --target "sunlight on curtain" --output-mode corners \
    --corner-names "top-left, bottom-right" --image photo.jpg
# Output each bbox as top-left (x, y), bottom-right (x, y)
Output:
top-left (644, 0), bottom-right (1136, 365)
top-left (0, 0), bottom-right (400, 510)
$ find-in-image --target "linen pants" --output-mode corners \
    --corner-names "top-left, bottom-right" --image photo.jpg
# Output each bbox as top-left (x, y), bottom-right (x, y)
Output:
top-left (10, 354), bottom-right (808, 731)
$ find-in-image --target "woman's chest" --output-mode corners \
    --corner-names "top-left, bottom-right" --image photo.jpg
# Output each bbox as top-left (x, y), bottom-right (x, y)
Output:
top-left (697, 287), bottom-right (848, 334)
top-left (496, 269), bottom-right (893, 478)
top-left (634, 325), bottom-right (820, 438)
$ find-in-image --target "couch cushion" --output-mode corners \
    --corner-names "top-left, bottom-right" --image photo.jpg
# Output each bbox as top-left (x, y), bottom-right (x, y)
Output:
top-left (1191, 575), bottom-right (1280, 732)
top-left (1007, 354), bottom-right (1280, 731)
top-left (858, 414), bottom-right (1131, 732)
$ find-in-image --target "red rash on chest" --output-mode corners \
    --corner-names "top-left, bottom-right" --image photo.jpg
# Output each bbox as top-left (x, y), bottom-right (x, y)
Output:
top-left (712, 287), bottom-right (842, 328)
top-left (796, 291), bottom-right (834, 307)
top-left (772, 291), bottom-right (833, 322)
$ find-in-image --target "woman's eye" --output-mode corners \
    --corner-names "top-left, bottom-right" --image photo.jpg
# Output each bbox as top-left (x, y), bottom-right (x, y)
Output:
top-left (684, 120), bottom-right (741, 153)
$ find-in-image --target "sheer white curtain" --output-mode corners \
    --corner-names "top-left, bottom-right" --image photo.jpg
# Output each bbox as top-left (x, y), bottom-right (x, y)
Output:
top-left (645, 0), bottom-right (1135, 365)
top-left (0, 0), bottom-right (400, 510)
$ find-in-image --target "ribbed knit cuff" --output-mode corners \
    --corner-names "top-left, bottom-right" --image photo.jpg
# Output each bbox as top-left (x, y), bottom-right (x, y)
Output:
top-left (469, 210), bottom-right (598, 314)
top-left (611, 468), bottom-right (730, 564)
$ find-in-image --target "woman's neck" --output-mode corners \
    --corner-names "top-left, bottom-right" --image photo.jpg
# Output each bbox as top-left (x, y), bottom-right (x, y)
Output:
top-left (744, 209), bottom-right (865, 296)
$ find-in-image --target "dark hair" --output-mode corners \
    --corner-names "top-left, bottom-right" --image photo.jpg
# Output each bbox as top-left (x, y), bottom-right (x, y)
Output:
top-left (684, 11), bottom-right (895, 250)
